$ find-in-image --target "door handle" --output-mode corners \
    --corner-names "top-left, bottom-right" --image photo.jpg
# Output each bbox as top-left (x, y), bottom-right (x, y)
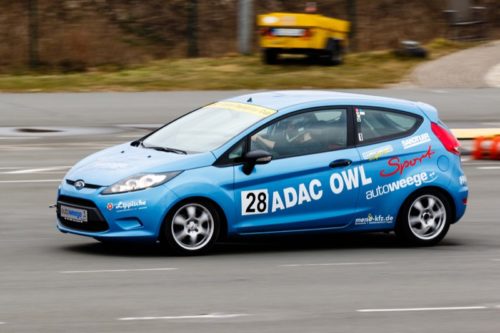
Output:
top-left (329, 159), bottom-right (352, 168)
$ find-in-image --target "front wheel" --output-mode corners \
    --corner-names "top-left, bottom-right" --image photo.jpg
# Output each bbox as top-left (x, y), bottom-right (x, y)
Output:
top-left (395, 192), bottom-right (451, 246)
top-left (163, 201), bottom-right (220, 255)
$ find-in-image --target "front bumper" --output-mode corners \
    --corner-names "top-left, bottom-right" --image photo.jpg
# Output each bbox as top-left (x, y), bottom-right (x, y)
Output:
top-left (56, 180), bottom-right (179, 241)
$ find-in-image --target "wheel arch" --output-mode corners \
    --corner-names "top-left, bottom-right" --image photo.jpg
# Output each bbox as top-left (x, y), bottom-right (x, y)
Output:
top-left (397, 185), bottom-right (456, 224)
top-left (325, 38), bottom-right (342, 52)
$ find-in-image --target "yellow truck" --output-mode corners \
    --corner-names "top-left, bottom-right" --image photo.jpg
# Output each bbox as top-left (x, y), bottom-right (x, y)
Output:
top-left (257, 12), bottom-right (350, 65)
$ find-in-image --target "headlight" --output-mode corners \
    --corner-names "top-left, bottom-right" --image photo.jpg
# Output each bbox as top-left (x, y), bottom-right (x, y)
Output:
top-left (101, 171), bottom-right (181, 195)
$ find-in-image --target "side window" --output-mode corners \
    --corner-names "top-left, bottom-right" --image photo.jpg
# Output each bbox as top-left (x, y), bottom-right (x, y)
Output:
top-left (250, 109), bottom-right (347, 159)
top-left (228, 141), bottom-right (245, 160)
top-left (355, 108), bottom-right (421, 144)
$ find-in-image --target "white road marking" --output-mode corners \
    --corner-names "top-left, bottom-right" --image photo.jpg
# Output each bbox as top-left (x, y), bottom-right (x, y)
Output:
top-left (357, 306), bottom-right (487, 313)
top-left (279, 262), bottom-right (388, 267)
top-left (0, 322), bottom-right (5, 324)
top-left (60, 267), bottom-right (178, 274)
top-left (0, 136), bottom-right (38, 140)
top-left (118, 313), bottom-right (250, 321)
top-left (477, 166), bottom-right (500, 170)
top-left (4, 166), bottom-right (71, 174)
top-left (0, 179), bottom-right (61, 184)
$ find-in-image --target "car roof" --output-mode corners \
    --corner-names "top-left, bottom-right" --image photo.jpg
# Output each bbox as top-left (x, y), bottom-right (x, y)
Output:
top-left (224, 90), bottom-right (420, 113)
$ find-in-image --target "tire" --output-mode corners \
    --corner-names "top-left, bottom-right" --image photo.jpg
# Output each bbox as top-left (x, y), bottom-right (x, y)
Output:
top-left (263, 48), bottom-right (278, 65)
top-left (163, 200), bottom-right (220, 255)
top-left (322, 39), bottom-right (343, 66)
top-left (395, 191), bottom-right (451, 246)
top-left (330, 47), bottom-right (343, 65)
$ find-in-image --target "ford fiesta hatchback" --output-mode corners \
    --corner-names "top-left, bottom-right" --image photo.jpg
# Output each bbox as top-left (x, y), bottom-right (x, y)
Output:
top-left (56, 91), bottom-right (468, 254)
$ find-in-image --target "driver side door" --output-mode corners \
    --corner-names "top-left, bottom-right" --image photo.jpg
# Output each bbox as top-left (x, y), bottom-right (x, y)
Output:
top-left (231, 107), bottom-right (370, 235)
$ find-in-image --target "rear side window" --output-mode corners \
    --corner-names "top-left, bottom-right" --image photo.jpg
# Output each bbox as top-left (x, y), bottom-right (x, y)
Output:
top-left (355, 108), bottom-right (421, 144)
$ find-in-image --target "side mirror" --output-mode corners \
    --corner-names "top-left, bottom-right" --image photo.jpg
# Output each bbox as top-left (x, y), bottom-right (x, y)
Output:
top-left (242, 150), bottom-right (272, 175)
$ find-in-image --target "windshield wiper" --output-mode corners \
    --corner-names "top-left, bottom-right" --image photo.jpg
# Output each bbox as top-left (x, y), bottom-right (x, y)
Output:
top-left (142, 143), bottom-right (187, 155)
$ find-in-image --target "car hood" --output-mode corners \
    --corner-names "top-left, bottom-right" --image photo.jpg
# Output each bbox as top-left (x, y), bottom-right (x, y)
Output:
top-left (65, 143), bottom-right (216, 186)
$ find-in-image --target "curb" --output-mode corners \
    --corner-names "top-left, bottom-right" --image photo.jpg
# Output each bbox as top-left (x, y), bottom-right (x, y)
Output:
top-left (451, 128), bottom-right (500, 140)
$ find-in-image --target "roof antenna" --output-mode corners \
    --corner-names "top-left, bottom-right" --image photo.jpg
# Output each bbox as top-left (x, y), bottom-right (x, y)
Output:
top-left (247, 97), bottom-right (253, 103)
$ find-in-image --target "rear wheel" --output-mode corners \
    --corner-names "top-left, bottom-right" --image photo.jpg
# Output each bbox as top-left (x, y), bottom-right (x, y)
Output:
top-left (330, 46), bottom-right (343, 65)
top-left (163, 200), bottom-right (220, 255)
top-left (322, 39), bottom-right (343, 66)
top-left (395, 192), bottom-right (451, 246)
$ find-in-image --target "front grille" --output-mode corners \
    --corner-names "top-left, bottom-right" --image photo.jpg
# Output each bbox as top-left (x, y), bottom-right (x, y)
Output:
top-left (57, 195), bottom-right (109, 232)
top-left (66, 179), bottom-right (102, 189)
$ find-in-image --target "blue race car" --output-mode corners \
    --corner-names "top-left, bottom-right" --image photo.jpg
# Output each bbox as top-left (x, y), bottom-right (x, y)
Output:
top-left (56, 91), bottom-right (468, 254)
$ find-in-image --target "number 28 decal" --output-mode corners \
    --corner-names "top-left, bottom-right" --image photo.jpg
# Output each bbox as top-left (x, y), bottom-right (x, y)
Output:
top-left (241, 190), bottom-right (268, 215)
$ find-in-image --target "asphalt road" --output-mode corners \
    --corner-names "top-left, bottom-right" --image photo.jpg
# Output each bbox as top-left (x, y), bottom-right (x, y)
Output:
top-left (1, 89), bottom-right (500, 332)
top-left (1, 88), bottom-right (500, 127)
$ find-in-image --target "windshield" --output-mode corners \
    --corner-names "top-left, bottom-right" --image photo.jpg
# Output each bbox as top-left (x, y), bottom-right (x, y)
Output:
top-left (142, 101), bottom-right (276, 153)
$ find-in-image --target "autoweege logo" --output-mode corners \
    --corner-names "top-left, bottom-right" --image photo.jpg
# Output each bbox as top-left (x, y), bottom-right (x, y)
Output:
top-left (106, 203), bottom-right (114, 211)
top-left (380, 146), bottom-right (435, 177)
top-left (366, 171), bottom-right (437, 200)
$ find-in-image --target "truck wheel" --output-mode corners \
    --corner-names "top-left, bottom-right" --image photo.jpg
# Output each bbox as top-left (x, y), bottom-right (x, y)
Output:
top-left (263, 49), bottom-right (278, 65)
top-left (330, 46), bottom-right (343, 65)
top-left (322, 39), bottom-right (343, 66)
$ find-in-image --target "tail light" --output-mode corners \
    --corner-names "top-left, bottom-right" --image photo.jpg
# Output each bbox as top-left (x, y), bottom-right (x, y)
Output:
top-left (303, 28), bottom-right (313, 38)
top-left (260, 27), bottom-right (272, 37)
top-left (431, 122), bottom-right (460, 155)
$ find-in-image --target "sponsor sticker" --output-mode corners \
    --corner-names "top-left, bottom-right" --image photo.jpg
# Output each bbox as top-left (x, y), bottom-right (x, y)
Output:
top-left (459, 175), bottom-right (467, 186)
top-left (355, 108), bottom-right (362, 123)
top-left (241, 189), bottom-right (269, 215)
top-left (241, 166), bottom-right (372, 215)
top-left (207, 101), bottom-right (276, 118)
top-left (380, 146), bottom-right (434, 177)
top-left (355, 213), bottom-right (394, 226)
top-left (108, 200), bottom-right (148, 213)
top-left (362, 145), bottom-right (394, 161)
top-left (365, 171), bottom-right (437, 200)
top-left (401, 133), bottom-right (431, 149)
